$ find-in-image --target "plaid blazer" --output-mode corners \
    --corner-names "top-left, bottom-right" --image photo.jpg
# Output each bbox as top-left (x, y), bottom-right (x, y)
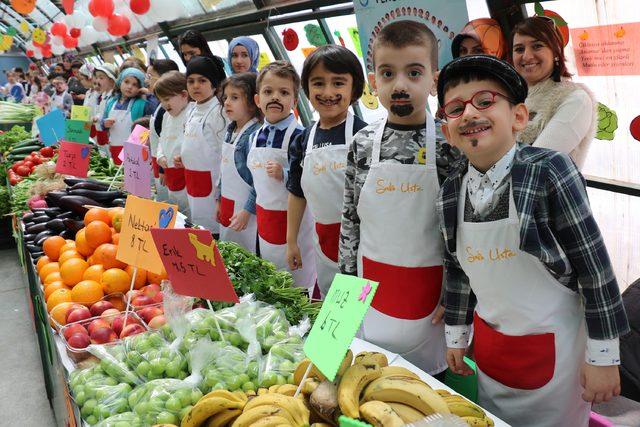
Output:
top-left (436, 144), bottom-right (629, 340)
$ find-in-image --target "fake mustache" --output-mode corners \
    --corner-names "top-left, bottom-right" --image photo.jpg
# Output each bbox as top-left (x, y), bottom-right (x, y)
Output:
top-left (458, 119), bottom-right (492, 133)
top-left (391, 92), bottom-right (410, 100)
top-left (267, 101), bottom-right (284, 110)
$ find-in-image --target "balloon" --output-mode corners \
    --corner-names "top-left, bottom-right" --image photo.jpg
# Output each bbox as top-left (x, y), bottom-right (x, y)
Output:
top-left (70, 28), bottom-right (81, 38)
top-left (34, 50), bottom-right (43, 60)
top-left (10, 0), bottom-right (36, 15)
top-left (26, 49), bottom-right (34, 57)
top-left (50, 22), bottom-right (67, 37)
top-left (129, 0), bottom-right (150, 15)
top-left (62, 0), bottom-right (75, 15)
top-left (63, 34), bottom-right (78, 49)
top-left (89, 0), bottom-right (115, 18)
top-left (92, 16), bottom-right (109, 32)
top-left (107, 13), bottom-right (131, 37)
top-left (51, 36), bottom-right (64, 46)
top-left (52, 44), bottom-right (65, 55)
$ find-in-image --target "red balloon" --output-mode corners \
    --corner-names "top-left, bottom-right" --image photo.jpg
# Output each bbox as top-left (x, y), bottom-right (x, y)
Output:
top-left (70, 28), bottom-right (81, 38)
top-left (89, 0), bottom-right (114, 18)
top-left (26, 49), bottom-right (34, 57)
top-left (50, 22), bottom-right (67, 37)
top-left (62, 0), bottom-right (75, 15)
top-left (107, 13), bottom-right (131, 37)
top-left (129, 0), bottom-right (150, 15)
top-left (63, 34), bottom-right (78, 49)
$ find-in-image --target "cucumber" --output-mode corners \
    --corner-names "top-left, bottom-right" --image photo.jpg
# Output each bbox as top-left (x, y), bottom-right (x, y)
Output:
top-left (9, 145), bottom-right (42, 155)
top-left (12, 138), bottom-right (40, 149)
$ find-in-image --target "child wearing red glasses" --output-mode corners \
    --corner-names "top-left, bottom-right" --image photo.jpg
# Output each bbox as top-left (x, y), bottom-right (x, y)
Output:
top-left (437, 55), bottom-right (628, 427)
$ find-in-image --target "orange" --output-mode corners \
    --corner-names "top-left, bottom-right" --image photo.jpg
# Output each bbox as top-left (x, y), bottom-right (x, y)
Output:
top-left (147, 267), bottom-right (167, 285)
top-left (58, 242), bottom-right (76, 255)
top-left (44, 271), bottom-right (62, 285)
top-left (108, 207), bottom-right (124, 232)
top-left (85, 221), bottom-right (112, 249)
top-left (36, 256), bottom-right (51, 273)
top-left (39, 262), bottom-right (60, 283)
top-left (83, 264), bottom-right (105, 282)
top-left (44, 281), bottom-right (69, 301)
top-left (87, 255), bottom-right (96, 265)
top-left (101, 268), bottom-right (131, 294)
top-left (125, 265), bottom-right (147, 290)
top-left (74, 229), bottom-right (93, 257)
top-left (71, 280), bottom-right (104, 307)
top-left (58, 250), bottom-right (83, 265)
top-left (94, 243), bottom-right (125, 269)
top-left (49, 302), bottom-right (80, 328)
top-left (47, 288), bottom-right (73, 312)
top-left (59, 258), bottom-right (90, 287)
top-left (111, 233), bottom-right (120, 245)
top-left (43, 236), bottom-right (66, 261)
top-left (84, 208), bottom-right (111, 226)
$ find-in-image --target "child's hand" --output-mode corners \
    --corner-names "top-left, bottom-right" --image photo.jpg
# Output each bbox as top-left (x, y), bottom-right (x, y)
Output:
top-left (286, 242), bottom-right (302, 271)
top-left (173, 155), bottom-right (184, 169)
top-left (103, 118), bottom-right (115, 128)
top-left (229, 210), bottom-right (251, 232)
top-left (157, 157), bottom-right (168, 169)
top-left (431, 305), bottom-right (445, 325)
top-left (446, 348), bottom-right (474, 376)
top-left (581, 363), bottom-right (621, 404)
top-left (266, 160), bottom-right (283, 181)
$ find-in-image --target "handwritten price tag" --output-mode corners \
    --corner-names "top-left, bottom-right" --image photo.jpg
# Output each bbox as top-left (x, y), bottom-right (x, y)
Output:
top-left (118, 125), bottom-right (149, 162)
top-left (150, 228), bottom-right (239, 303)
top-left (64, 119), bottom-right (91, 144)
top-left (123, 142), bottom-right (152, 199)
top-left (36, 109), bottom-right (65, 146)
top-left (71, 105), bottom-right (91, 122)
top-left (303, 274), bottom-right (378, 381)
top-left (55, 141), bottom-right (91, 177)
top-left (116, 195), bottom-right (177, 274)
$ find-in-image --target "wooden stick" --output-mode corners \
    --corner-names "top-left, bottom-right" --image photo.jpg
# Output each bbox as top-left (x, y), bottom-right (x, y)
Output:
top-left (122, 266), bottom-right (138, 331)
top-left (293, 362), bottom-right (313, 398)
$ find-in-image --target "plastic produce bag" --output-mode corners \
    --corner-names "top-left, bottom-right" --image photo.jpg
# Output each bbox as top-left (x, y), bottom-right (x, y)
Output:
top-left (127, 379), bottom-right (203, 426)
top-left (161, 279), bottom-right (195, 347)
top-left (95, 412), bottom-right (144, 427)
top-left (201, 343), bottom-right (260, 393)
top-left (258, 326), bottom-right (306, 388)
top-left (122, 330), bottom-right (189, 381)
top-left (87, 343), bottom-right (142, 386)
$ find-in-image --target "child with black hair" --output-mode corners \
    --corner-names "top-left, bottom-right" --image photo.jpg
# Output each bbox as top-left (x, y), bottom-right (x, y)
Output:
top-left (286, 45), bottom-right (367, 299)
top-left (176, 56), bottom-right (228, 234)
top-left (216, 72), bottom-right (263, 252)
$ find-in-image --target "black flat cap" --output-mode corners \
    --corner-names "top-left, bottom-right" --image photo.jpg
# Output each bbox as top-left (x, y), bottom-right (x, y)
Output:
top-left (437, 54), bottom-right (528, 107)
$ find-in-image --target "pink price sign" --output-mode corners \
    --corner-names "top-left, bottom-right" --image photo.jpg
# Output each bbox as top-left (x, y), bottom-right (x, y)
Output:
top-left (123, 141), bottom-right (152, 199)
top-left (55, 141), bottom-right (91, 177)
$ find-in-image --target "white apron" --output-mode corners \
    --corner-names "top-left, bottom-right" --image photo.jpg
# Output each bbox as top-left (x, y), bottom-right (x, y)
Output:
top-left (182, 100), bottom-right (222, 233)
top-left (219, 119), bottom-right (259, 253)
top-left (300, 113), bottom-right (354, 298)
top-left (456, 176), bottom-right (589, 427)
top-left (150, 105), bottom-right (169, 203)
top-left (358, 114), bottom-right (447, 375)
top-left (159, 109), bottom-right (190, 217)
top-left (106, 100), bottom-right (134, 165)
top-left (51, 90), bottom-right (68, 112)
top-left (248, 121), bottom-right (317, 289)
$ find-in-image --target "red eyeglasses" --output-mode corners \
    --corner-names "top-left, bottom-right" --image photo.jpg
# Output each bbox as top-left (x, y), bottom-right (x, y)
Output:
top-left (439, 90), bottom-right (514, 119)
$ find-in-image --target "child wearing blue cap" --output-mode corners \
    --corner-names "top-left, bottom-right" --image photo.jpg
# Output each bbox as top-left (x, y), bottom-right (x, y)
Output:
top-left (102, 67), bottom-right (154, 164)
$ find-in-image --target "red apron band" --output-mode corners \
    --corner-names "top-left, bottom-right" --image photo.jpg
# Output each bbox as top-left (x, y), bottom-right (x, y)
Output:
top-left (90, 124), bottom-right (97, 138)
top-left (218, 196), bottom-right (235, 228)
top-left (315, 222), bottom-right (341, 263)
top-left (151, 156), bottom-right (160, 179)
top-left (96, 129), bottom-right (109, 146)
top-left (256, 204), bottom-right (287, 245)
top-left (362, 256), bottom-right (442, 319)
top-left (164, 167), bottom-right (186, 191)
top-left (184, 169), bottom-right (213, 198)
top-left (473, 313), bottom-right (555, 390)
top-left (109, 146), bottom-right (123, 165)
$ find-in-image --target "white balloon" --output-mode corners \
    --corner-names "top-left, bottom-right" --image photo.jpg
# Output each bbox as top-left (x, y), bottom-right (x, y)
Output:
top-left (34, 50), bottom-right (43, 59)
top-left (51, 44), bottom-right (66, 55)
top-left (93, 16), bottom-right (109, 32)
top-left (51, 36), bottom-right (64, 46)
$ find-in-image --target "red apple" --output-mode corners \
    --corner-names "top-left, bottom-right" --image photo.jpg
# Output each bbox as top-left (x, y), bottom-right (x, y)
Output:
top-left (101, 308), bottom-right (121, 324)
top-left (68, 332), bottom-right (92, 349)
top-left (137, 306), bottom-right (163, 324)
top-left (120, 323), bottom-right (145, 338)
top-left (153, 291), bottom-right (164, 304)
top-left (148, 315), bottom-right (166, 329)
top-left (126, 290), bottom-right (142, 301)
top-left (66, 307), bottom-right (92, 324)
top-left (131, 295), bottom-right (154, 307)
top-left (142, 284), bottom-right (161, 298)
top-left (63, 323), bottom-right (88, 341)
top-left (90, 327), bottom-right (117, 344)
top-left (88, 318), bottom-right (111, 335)
top-left (90, 301), bottom-right (114, 317)
top-left (112, 314), bottom-right (142, 336)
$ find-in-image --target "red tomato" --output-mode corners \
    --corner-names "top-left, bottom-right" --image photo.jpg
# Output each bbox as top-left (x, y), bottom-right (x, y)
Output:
top-left (23, 155), bottom-right (34, 163)
top-left (12, 161), bottom-right (24, 172)
top-left (23, 161), bottom-right (34, 169)
top-left (31, 156), bottom-right (43, 165)
top-left (16, 165), bottom-right (31, 177)
top-left (40, 147), bottom-right (54, 157)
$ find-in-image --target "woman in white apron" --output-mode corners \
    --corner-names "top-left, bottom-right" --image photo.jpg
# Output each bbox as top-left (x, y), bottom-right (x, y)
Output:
top-left (219, 118), bottom-right (260, 252)
top-left (358, 114), bottom-right (448, 375)
top-left (248, 120), bottom-right (316, 290)
top-left (455, 175), bottom-right (590, 426)
top-left (299, 113), bottom-right (354, 297)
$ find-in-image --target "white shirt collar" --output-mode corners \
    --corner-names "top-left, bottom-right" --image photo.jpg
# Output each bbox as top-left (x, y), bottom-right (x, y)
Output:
top-left (467, 144), bottom-right (516, 194)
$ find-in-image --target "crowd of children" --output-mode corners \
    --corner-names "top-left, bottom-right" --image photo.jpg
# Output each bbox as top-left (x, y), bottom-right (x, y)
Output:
top-left (5, 18), bottom-right (631, 425)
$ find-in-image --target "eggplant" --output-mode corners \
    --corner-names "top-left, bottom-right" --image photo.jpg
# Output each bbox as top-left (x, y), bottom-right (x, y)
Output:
top-left (64, 178), bottom-right (110, 189)
top-left (55, 211), bottom-right (76, 220)
top-left (42, 207), bottom-right (63, 218)
top-left (67, 189), bottom-right (126, 202)
top-left (63, 219), bottom-right (85, 234)
top-left (46, 219), bottom-right (66, 233)
top-left (59, 195), bottom-right (103, 215)
top-left (110, 198), bottom-right (127, 207)
top-left (45, 191), bottom-right (68, 207)
top-left (35, 230), bottom-right (54, 245)
top-left (25, 222), bottom-right (48, 235)
top-left (31, 252), bottom-right (44, 261)
top-left (22, 212), bottom-right (35, 223)
top-left (23, 233), bottom-right (36, 242)
top-left (32, 215), bottom-right (51, 224)
top-left (59, 230), bottom-right (75, 240)
top-left (26, 244), bottom-right (42, 254)
top-left (70, 181), bottom-right (111, 191)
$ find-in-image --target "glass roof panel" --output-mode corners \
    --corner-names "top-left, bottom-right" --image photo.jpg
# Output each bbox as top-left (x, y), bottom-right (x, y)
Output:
top-left (27, 8), bottom-right (51, 26)
top-left (201, 0), bottom-right (255, 14)
top-left (38, 0), bottom-right (65, 19)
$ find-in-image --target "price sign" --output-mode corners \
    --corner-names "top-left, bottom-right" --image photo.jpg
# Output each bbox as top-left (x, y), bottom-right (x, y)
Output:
top-left (116, 195), bottom-right (177, 274)
top-left (70, 105), bottom-right (91, 122)
top-left (64, 119), bottom-right (91, 143)
top-left (123, 142), bottom-right (151, 199)
top-left (150, 228), bottom-right (239, 303)
top-left (55, 141), bottom-right (91, 177)
top-left (303, 274), bottom-right (378, 381)
top-left (118, 125), bottom-right (149, 162)
top-left (36, 109), bottom-right (65, 146)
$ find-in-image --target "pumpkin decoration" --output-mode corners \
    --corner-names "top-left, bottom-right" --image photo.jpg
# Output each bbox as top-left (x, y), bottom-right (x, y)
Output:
top-left (11, 0), bottom-right (36, 15)
top-left (282, 28), bottom-right (299, 51)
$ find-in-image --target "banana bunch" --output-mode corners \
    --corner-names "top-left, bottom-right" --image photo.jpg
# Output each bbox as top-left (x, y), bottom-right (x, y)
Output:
top-left (181, 390), bottom-right (247, 427)
top-left (232, 393), bottom-right (310, 427)
top-left (437, 390), bottom-right (495, 427)
top-left (250, 384), bottom-right (300, 397)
